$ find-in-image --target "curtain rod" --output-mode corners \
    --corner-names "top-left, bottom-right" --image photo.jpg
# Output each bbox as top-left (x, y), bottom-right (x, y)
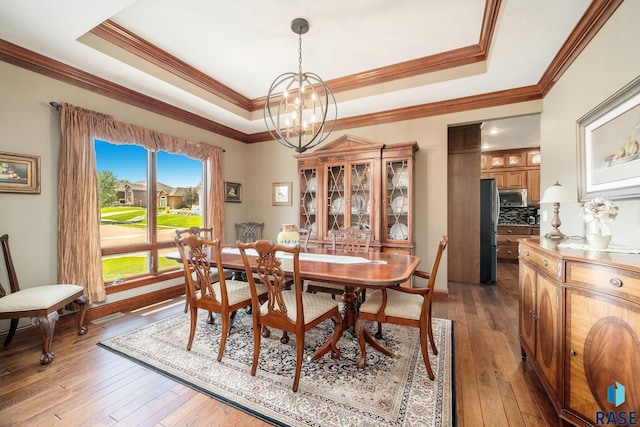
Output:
top-left (48, 101), bottom-right (225, 152)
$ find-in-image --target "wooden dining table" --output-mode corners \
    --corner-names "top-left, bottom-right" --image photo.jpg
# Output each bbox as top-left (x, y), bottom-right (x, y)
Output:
top-left (167, 245), bottom-right (420, 361)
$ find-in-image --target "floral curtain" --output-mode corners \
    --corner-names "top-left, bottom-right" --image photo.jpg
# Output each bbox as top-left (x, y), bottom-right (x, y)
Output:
top-left (57, 103), bottom-right (224, 303)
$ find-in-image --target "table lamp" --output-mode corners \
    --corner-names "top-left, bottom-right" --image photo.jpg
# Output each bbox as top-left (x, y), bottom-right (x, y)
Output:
top-left (540, 181), bottom-right (574, 239)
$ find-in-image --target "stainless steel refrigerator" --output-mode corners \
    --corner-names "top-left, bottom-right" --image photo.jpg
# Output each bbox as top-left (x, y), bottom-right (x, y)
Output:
top-left (480, 178), bottom-right (499, 284)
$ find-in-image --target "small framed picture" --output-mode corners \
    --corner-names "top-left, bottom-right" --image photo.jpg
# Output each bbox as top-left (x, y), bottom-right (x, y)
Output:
top-left (272, 182), bottom-right (292, 206)
top-left (224, 181), bottom-right (242, 203)
top-left (0, 151), bottom-right (41, 194)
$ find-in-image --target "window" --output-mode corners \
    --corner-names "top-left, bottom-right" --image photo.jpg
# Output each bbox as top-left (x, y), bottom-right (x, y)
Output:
top-left (95, 140), bottom-right (204, 284)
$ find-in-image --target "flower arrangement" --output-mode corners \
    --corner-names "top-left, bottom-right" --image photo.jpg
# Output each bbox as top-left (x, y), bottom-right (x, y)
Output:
top-left (580, 197), bottom-right (619, 235)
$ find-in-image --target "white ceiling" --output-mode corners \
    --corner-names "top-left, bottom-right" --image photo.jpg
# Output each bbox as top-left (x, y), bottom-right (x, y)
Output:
top-left (0, 0), bottom-right (590, 144)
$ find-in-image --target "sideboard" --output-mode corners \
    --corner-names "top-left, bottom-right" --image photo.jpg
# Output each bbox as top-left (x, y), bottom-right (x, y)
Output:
top-left (519, 238), bottom-right (640, 427)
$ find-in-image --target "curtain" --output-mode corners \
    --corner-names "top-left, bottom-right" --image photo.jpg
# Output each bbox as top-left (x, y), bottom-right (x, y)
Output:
top-left (57, 103), bottom-right (224, 303)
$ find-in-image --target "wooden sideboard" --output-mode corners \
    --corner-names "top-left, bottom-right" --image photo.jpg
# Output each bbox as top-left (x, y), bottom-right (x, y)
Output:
top-left (519, 238), bottom-right (640, 426)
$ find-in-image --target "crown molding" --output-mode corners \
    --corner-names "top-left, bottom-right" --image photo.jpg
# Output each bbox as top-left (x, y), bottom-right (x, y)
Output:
top-left (0, 0), bottom-right (619, 144)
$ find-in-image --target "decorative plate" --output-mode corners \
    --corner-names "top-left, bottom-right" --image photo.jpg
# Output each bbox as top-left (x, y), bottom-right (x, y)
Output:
top-left (311, 222), bottom-right (317, 235)
top-left (306, 198), bottom-right (317, 214)
top-left (351, 194), bottom-right (366, 214)
top-left (391, 171), bottom-right (408, 188)
top-left (389, 223), bottom-right (409, 240)
top-left (330, 197), bottom-right (344, 214)
top-left (391, 196), bottom-right (409, 214)
top-left (307, 177), bottom-right (317, 192)
top-left (352, 222), bottom-right (371, 231)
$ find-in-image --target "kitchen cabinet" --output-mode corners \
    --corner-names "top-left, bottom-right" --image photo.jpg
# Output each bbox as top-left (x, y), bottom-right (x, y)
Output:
top-left (497, 226), bottom-right (534, 261)
top-left (296, 135), bottom-right (417, 254)
top-left (519, 238), bottom-right (640, 427)
top-left (481, 147), bottom-right (540, 198)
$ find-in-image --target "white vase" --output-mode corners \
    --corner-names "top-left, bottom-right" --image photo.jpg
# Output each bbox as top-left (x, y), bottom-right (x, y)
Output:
top-left (277, 224), bottom-right (300, 246)
top-left (586, 233), bottom-right (611, 249)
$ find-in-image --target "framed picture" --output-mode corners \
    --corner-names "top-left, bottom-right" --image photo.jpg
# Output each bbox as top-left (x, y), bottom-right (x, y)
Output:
top-left (272, 182), bottom-right (292, 206)
top-left (0, 151), bottom-right (40, 194)
top-left (224, 181), bottom-right (242, 203)
top-left (578, 75), bottom-right (640, 201)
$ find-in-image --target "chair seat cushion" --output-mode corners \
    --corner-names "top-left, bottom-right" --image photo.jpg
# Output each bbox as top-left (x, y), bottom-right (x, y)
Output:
top-left (359, 288), bottom-right (423, 320)
top-left (0, 284), bottom-right (83, 312)
top-left (306, 281), bottom-right (343, 290)
top-left (259, 290), bottom-right (338, 323)
top-left (198, 280), bottom-right (267, 306)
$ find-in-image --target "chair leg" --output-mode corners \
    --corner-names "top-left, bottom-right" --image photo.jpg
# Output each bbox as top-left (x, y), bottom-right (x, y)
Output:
top-left (329, 312), bottom-right (342, 359)
top-left (375, 322), bottom-right (383, 339)
top-left (217, 314), bottom-right (230, 362)
top-left (75, 295), bottom-right (89, 336)
top-left (356, 319), bottom-right (368, 369)
top-left (3, 318), bottom-right (19, 348)
top-left (186, 307), bottom-right (198, 351)
top-left (420, 323), bottom-right (435, 380)
top-left (427, 306), bottom-right (438, 355)
top-left (32, 311), bottom-right (59, 365)
top-left (251, 322), bottom-right (262, 377)
top-left (292, 334), bottom-right (304, 392)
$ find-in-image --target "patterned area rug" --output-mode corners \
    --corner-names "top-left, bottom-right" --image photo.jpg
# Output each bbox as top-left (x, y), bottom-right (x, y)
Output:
top-left (98, 308), bottom-right (454, 426)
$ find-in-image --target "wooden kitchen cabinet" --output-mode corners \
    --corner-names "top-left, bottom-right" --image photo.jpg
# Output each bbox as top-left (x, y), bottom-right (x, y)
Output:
top-left (519, 238), bottom-right (640, 427)
top-left (498, 226), bottom-right (534, 261)
top-left (481, 147), bottom-right (540, 196)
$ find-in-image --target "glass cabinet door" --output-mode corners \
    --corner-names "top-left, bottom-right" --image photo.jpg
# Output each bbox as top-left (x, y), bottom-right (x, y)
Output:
top-left (299, 167), bottom-right (318, 237)
top-left (385, 159), bottom-right (410, 241)
top-left (325, 161), bottom-right (373, 238)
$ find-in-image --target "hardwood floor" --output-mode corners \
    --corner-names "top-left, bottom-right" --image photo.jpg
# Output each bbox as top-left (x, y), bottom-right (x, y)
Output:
top-left (0, 262), bottom-right (558, 426)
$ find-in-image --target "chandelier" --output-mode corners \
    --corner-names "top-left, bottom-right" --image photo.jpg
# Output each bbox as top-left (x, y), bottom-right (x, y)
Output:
top-left (264, 18), bottom-right (337, 153)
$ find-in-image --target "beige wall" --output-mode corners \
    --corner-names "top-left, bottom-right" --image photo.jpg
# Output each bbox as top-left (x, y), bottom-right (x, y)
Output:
top-left (1, 0), bottom-right (638, 333)
top-left (539, 0), bottom-right (640, 245)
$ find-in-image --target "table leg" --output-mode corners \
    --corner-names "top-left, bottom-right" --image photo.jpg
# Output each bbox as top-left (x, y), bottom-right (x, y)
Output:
top-left (340, 286), bottom-right (358, 331)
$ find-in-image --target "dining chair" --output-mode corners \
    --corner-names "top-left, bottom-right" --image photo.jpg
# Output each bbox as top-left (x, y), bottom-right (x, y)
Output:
top-left (237, 239), bottom-right (342, 392)
top-left (175, 227), bottom-right (232, 314)
top-left (355, 235), bottom-right (448, 379)
top-left (175, 234), bottom-right (267, 362)
top-left (0, 234), bottom-right (88, 365)
top-left (306, 226), bottom-right (372, 299)
top-left (235, 222), bottom-right (264, 243)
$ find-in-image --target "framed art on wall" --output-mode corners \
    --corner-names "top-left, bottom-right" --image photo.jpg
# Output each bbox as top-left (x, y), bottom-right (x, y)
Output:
top-left (578, 75), bottom-right (640, 201)
top-left (0, 151), bottom-right (41, 194)
top-left (224, 181), bottom-right (242, 203)
top-left (272, 182), bottom-right (292, 206)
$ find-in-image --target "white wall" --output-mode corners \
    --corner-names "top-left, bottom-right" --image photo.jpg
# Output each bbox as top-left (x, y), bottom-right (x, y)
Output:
top-left (539, 0), bottom-right (640, 246)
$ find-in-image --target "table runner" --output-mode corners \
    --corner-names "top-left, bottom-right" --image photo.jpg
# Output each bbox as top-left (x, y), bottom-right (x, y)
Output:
top-left (222, 247), bottom-right (384, 264)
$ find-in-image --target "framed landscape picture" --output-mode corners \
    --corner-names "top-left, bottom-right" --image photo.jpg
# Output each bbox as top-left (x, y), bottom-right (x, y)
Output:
top-left (224, 181), bottom-right (242, 203)
top-left (0, 151), bottom-right (40, 194)
top-left (578, 76), bottom-right (640, 200)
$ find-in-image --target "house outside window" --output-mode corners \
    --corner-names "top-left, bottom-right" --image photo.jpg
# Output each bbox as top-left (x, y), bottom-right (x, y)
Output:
top-left (95, 140), bottom-right (204, 285)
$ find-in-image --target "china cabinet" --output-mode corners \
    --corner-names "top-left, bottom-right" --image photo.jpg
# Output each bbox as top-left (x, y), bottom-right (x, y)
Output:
top-left (296, 135), bottom-right (417, 254)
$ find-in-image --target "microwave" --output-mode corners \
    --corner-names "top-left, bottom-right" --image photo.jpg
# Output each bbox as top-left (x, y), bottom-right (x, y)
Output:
top-left (499, 189), bottom-right (527, 207)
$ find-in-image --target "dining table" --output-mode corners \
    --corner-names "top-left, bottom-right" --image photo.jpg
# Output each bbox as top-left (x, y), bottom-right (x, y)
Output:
top-left (167, 244), bottom-right (420, 361)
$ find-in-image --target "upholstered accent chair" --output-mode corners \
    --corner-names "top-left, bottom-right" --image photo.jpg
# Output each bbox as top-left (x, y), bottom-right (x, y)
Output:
top-left (0, 234), bottom-right (88, 365)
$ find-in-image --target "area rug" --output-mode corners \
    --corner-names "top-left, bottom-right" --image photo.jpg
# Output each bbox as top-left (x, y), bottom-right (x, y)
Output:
top-left (98, 308), bottom-right (454, 426)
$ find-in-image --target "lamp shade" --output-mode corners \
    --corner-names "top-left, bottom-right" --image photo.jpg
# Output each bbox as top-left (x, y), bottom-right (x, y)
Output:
top-left (540, 181), bottom-right (574, 203)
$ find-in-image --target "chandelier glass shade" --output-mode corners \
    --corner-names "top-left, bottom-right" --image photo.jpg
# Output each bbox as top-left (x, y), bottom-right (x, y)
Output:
top-left (264, 18), bottom-right (336, 153)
